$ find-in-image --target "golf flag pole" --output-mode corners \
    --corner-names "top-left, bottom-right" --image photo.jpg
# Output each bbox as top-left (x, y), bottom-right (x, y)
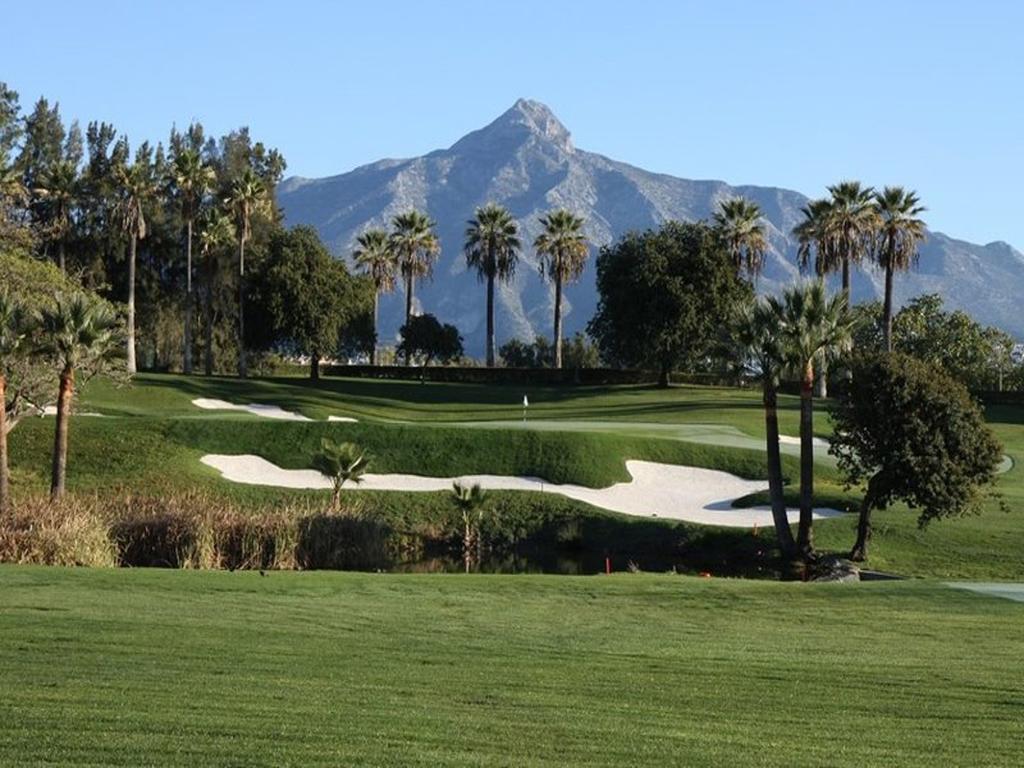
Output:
top-left (522, 394), bottom-right (529, 422)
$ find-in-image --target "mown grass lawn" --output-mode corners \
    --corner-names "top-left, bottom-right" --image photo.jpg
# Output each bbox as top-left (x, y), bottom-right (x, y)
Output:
top-left (0, 567), bottom-right (1021, 767)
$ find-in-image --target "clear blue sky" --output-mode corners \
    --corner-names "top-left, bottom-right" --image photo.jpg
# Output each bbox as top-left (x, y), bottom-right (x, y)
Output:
top-left (4, 0), bottom-right (1022, 248)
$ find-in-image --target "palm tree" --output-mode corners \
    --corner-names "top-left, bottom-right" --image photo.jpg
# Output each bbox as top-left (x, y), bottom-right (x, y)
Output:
top-left (0, 291), bottom-right (28, 514)
top-left (793, 198), bottom-right (834, 279)
top-left (34, 160), bottom-right (78, 273)
top-left (465, 204), bottom-right (521, 366)
top-left (312, 438), bottom-right (370, 510)
top-left (224, 168), bottom-right (269, 378)
top-left (451, 481), bottom-right (489, 572)
top-left (115, 160), bottom-right (158, 375)
top-left (170, 148), bottom-right (215, 375)
top-left (534, 210), bottom-right (588, 369)
top-left (731, 298), bottom-right (796, 557)
top-left (713, 198), bottom-right (767, 281)
top-left (389, 210), bottom-right (439, 365)
top-left (37, 294), bottom-right (121, 500)
top-left (825, 180), bottom-right (879, 301)
top-left (873, 187), bottom-right (926, 352)
top-left (353, 229), bottom-right (396, 365)
top-left (198, 210), bottom-right (235, 376)
top-left (777, 282), bottom-right (854, 556)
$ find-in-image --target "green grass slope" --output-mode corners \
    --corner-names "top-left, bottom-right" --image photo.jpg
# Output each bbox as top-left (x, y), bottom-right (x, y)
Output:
top-left (0, 567), bottom-right (1021, 767)
top-left (6, 373), bottom-right (1022, 579)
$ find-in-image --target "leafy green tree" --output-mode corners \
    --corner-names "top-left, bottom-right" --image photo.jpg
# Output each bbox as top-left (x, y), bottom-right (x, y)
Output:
top-left (498, 338), bottom-right (537, 368)
top-left (224, 168), bottom-right (269, 378)
top-left (451, 481), bottom-right (489, 572)
top-left (197, 210), bottom-right (235, 376)
top-left (33, 159), bottom-right (78, 272)
top-left (872, 187), bottom-right (927, 352)
top-left (534, 210), bottom-right (588, 369)
top-left (37, 293), bottom-right (122, 500)
top-left (0, 290), bottom-right (29, 513)
top-left (854, 295), bottom-right (1015, 390)
top-left (255, 226), bottom-right (367, 380)
top-left (389, 210), bottom-right (439, 364)
top-left (588, 221), bottom-right (752, 387)
top-left (713, 197), bottom-right (767, 281)
top-left (562, 332), bottom-right (600, 369)
top-left (398, 313), bottom-right (463, 367)
top-left (831, 353), bottom-right (1003, 560)
top-left (464, 204), bottom-right (520, 367)
top-left (169, 147), bottom-right (215, 374)
top-left (312, 438), bottom-right (370, 510)
top-left (730, 298), bottom-right (797, 557)
top-left (353, 229), bottom-right (395, 365)
top-left (115, 158), bottom-right (158, 374)
top-left (776, 282), bottom-right (854, 555)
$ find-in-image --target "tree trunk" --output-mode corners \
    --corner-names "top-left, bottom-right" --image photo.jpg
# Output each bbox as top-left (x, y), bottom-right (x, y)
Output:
top-left (796, 362), bottom-right (815, 556)
top-left (815, 361), bottom-right (828, 398)
top-left (841, 257), bottom-right (851, 303)
top-left (0, 374), bottom-right (8, 515)
top-left (882, 262), bottom-right (894, 353)
top-left (126, 236), bottom-right (137, 374)
top-left (237, 237), bottom-right (247, 378)
top-left (184, 219), bottom-right (194, 375)
top-left (553, 276), bottom-right (563, 369)
top-left (204, 250), bottom-right (214, 376)
top-left (50, 366), bottom-right (73, 501)
top-left (764, 380), bottom-right (796, 557)
top-left (370, 291), bottom-right (379, 366)
top-left (850, 489), bottom-right (874, 562)
top-left (658, 359), bottom-right (670, 388)
top-left (310, 352), bottom-right (320, 381)
top-left (404, 275), bottom-right (414, 366)
top-left (485, 273), bottom-right (496, 368)
top-left (58, 240), bottom-right (66, 274)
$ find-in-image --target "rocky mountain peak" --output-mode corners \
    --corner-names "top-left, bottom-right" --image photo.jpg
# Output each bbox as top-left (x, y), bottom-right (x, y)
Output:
top-left (450, 98), bottom-right (574, 155)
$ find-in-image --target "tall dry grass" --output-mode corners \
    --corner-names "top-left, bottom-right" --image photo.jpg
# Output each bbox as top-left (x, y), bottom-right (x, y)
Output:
top-left (0, 492), bottom-right (403, 571)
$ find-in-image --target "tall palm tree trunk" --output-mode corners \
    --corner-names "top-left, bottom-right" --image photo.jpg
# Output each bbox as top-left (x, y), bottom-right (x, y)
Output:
top-left (404, 274), bottom-right (414, 366)
top-left (796, 362), bottom-right (815, 555)
top-left (370, 291), bottom-right (379, 366)
top-left (841, 257), bottom-right (851, 302)
top-left (485, 273), bottom-right (496, 367)
top-left (237, 238), bottom-right (247, 378)
top-left (183, 219), bottom-right (194, 374)
top-left (50, 366), bottom-right (73, 501)
top-left (204, 254), bottom-right (214, 376)
top-left (763, 380), bottom-right (796, 557)
top-left (0, 374), bottom-right (9, 514)
top-left (882, 261), bottom-right (895, 353)
top-left (58, 241), bottom-right (66, 274)
top-left (553, 275), bottom-right (563, 369)
top-left (126, 237), bottom-right (137, 374)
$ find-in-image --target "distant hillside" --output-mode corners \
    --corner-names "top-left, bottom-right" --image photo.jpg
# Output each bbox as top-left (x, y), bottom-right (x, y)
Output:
top-left (278, 99), bottom-right (1024, 354)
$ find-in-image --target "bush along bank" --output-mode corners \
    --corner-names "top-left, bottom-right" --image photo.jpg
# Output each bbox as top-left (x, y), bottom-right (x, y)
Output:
top-left (0, 491), bottom-right (780, 576)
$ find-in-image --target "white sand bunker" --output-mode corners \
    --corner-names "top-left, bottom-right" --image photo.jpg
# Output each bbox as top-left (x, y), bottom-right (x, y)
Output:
top-left (327, 415), bottom-right (359, 423)
top-left (778, 434), bottom-right (829, 447)
top-left (200, 454), bottom-right (843, 528)
top-left (42, 405), bottom-right (104, 417)
top-left (192, 398), bottom-right (312, 422)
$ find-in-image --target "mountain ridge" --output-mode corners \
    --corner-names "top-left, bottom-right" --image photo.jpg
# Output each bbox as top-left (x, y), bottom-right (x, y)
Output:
top-left (277, 100), bottom-right (1024, 353)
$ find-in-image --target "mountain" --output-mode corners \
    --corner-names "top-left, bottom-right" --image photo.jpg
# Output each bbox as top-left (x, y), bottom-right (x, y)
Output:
top-left (278, 99), bottom-right (1024, 353)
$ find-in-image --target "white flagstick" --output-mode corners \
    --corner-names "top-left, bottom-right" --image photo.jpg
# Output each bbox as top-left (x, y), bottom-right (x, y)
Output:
top-left (522, 394), bottom-right (529, 422)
